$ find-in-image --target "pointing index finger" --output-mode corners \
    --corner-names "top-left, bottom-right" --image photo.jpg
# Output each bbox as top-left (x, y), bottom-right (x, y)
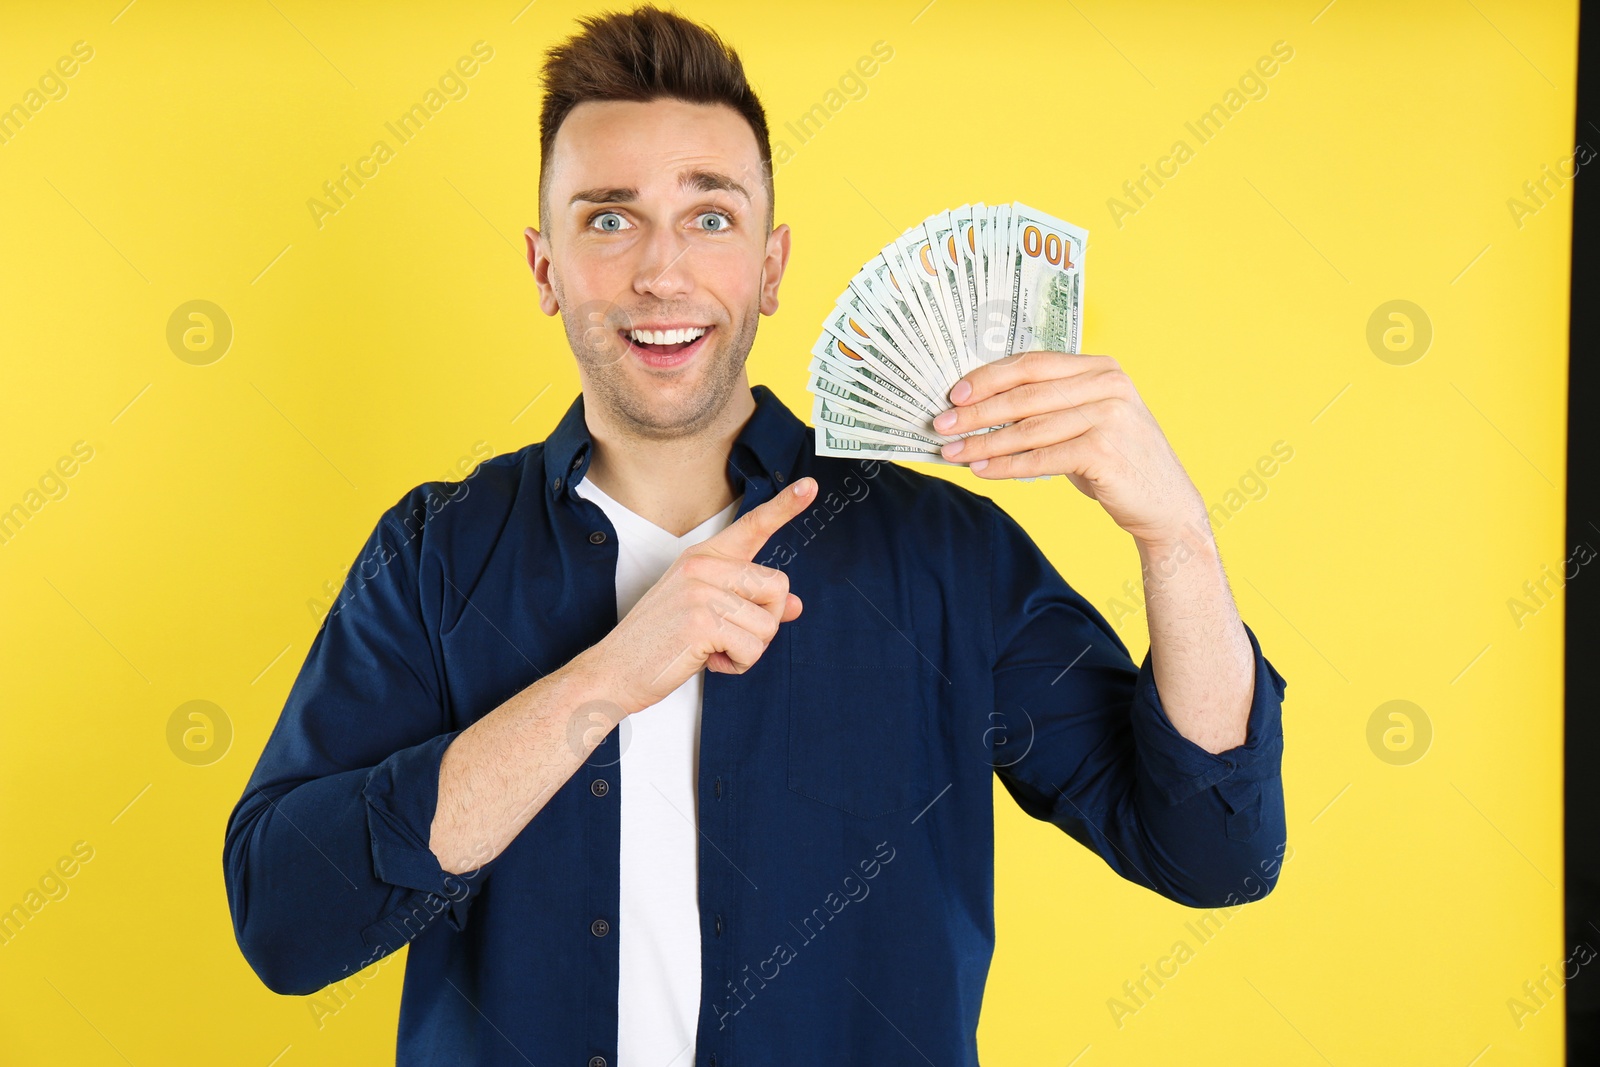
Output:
top-left (705, 476), bottom-right (816, 561)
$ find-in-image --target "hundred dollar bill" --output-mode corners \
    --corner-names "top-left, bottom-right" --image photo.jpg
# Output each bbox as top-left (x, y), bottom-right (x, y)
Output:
top-left (988, 201), bottom-right (1011, 340)
top-left (1005, 202), bottom-right (1087, 356)
top-left (949, 205), bottom-right (983, 356)
top-left (893, 224), bottom-right (965, 386)
top-left (968, 202), bottom-right (990, 332)
top-left (812, 395), bottom-right (950, 450)
top-left (814, 423), bottom-right (954, 463)
top-left (921, 212), bottom-right (974, 378)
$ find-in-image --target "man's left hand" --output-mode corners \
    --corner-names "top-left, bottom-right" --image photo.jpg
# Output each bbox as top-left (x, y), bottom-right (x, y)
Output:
top-left (933, 351), bottom-right (1208, 546)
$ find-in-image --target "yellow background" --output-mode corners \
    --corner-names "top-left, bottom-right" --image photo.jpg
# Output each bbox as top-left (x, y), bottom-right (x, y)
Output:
top-left (0, 0), bottom-right (1576, 1062)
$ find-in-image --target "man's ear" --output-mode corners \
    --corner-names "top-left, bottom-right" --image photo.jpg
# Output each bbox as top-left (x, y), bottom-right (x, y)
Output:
top-left (525, 226), bottom-right (560, 317)
top-left (759, 222), bottom-right (791, 316)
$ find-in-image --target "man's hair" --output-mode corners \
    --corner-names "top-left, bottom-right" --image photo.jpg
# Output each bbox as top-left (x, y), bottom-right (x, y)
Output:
top-left (538, 5), bottom-right (774, 232)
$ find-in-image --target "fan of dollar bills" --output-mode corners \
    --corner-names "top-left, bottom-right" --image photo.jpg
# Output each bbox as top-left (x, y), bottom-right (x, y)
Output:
top-left (809, 201), bottom-right (1087, 464)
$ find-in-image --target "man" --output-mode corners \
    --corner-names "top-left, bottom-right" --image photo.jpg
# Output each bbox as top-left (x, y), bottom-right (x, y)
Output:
top-left (224, 7), bottom-right (1288, 1065)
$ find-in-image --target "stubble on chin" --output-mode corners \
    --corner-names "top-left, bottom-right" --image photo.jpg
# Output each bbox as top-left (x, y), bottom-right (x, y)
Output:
top-left (563, 300), bottom-right (761, 441)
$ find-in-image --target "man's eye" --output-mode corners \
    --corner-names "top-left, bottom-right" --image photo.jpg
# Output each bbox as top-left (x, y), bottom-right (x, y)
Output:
top-left (590, 212), bottom-right (630, 232)
top-left (697, 211), bottom-right (733, 231)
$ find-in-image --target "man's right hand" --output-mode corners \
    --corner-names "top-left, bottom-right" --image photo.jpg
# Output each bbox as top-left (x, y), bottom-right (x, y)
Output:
top-left (576, 476), bottom-right (817, 716)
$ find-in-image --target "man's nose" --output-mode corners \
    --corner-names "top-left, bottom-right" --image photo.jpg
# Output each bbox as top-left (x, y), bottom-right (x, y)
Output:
top-left (632, 226), bottom-right (693, 300)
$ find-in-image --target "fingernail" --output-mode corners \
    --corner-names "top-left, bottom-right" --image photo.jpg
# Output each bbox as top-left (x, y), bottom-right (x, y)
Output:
top-left (970, 459), bottom-right (988, 472)
top-left (933, 410), bottom-right (956, 432)
top-left (941, 439), bottom-right (964, 458)
top-left (950, 380), bottom-right (972, 404)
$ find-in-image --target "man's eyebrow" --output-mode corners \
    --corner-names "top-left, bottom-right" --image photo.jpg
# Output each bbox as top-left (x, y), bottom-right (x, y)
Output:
top-left (681, 169), bottom-right (750, 201)
top-left (568, 186), bottom-right (638, 207)
top-left (567, 171), bottom-right (751, 209)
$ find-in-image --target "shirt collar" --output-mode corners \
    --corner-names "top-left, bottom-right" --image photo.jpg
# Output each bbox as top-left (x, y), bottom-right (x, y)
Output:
top-left (542, 384), bottom-right (808, 502)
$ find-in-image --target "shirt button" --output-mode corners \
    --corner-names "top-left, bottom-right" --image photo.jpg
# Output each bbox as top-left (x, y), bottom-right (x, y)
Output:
top-left (591, 918), bottom-right (610, 937)
top-left (552, 476), bottom-right (563, 493)
top-left (774, 470), bottom-right (786, 484)
top-left (589, 1058), bottom-right (607, 1067)
top-left (590, 779), bottom-right (609, 797)
top-left (588, 530), bottom-right (607, 545)
top-left (714, 914), bottom-right (723, 937)
top-left (570, 456), bottom-right (583, 472)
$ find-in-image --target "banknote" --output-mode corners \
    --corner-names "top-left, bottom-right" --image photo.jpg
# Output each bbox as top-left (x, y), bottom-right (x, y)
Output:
top-left (809, 201), bottom-right (1088, 465)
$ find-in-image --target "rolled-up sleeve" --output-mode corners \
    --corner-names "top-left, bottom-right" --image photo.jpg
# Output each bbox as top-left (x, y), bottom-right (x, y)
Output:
top-left (223, 485), bottom-right (497, 996)
top-left (984, 500), bottom-right (1289, 909)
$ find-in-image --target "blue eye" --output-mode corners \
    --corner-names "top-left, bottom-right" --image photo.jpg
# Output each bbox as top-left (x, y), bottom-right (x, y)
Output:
top-left (591, 212), bottom-right (629, 231)
top-left (698, 212), bottom-right (731, 231)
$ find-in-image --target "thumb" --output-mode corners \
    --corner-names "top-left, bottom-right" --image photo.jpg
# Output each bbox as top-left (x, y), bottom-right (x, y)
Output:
top-left (705, 476), bottom-right (816, 561)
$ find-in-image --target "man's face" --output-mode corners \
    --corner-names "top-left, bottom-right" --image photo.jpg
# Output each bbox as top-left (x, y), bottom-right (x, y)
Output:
top-left (527, 98), bottom-right (790, 439)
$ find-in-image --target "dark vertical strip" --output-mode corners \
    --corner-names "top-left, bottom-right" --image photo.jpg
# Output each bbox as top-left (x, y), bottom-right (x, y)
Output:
top-left (1569, 3), bottom-right (1600, 1062)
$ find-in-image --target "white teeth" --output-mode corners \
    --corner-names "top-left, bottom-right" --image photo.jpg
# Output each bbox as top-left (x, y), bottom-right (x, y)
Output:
top-left (629, 327), bottom-right (707, 345)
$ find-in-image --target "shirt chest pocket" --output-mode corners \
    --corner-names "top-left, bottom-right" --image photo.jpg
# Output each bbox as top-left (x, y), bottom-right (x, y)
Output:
top-left (788, 625), bottom-right (939, 819)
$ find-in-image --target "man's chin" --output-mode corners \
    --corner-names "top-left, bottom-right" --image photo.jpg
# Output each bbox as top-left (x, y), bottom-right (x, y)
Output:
top-left (607, 359), bottom-right (742, 437)
top-left (573, 309), bottom-right (758, 437)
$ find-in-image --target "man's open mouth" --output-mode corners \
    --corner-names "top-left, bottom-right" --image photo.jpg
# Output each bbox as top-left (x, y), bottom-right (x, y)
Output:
top-left (621, 325), bottom-right (712, 365)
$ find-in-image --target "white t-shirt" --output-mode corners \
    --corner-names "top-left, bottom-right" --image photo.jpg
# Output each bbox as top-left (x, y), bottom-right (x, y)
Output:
top-left (570, 475), bottom-right (742, 1067)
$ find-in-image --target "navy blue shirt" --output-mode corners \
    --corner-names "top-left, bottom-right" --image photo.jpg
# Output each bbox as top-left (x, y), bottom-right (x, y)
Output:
top-left (224, 384), bottom-right (1288, 1066)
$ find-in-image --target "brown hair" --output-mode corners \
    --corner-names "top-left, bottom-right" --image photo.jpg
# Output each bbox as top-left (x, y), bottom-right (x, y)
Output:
top-left (538, 5), bottom-right (773, 231)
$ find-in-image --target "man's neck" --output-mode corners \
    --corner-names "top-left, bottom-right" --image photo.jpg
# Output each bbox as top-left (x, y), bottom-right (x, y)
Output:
top-left (580, 383), bottom-right (757, 537)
